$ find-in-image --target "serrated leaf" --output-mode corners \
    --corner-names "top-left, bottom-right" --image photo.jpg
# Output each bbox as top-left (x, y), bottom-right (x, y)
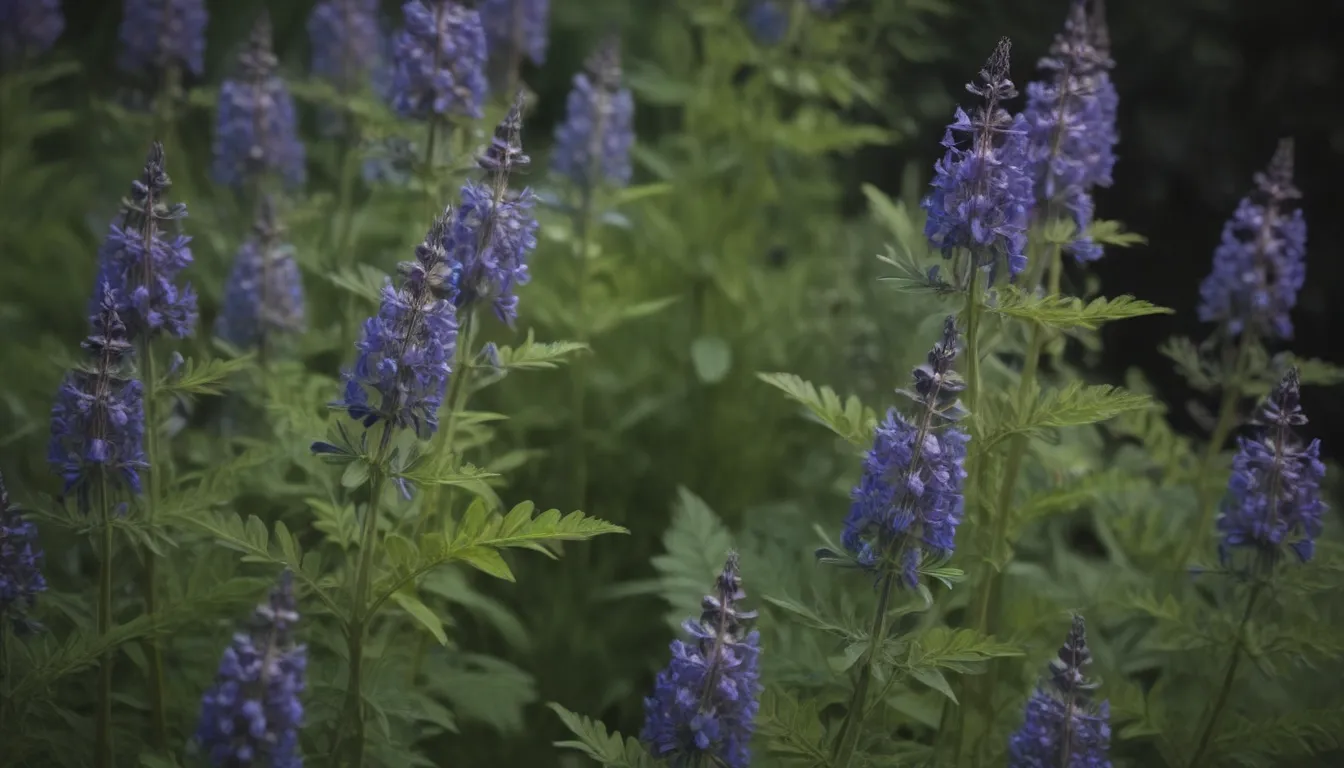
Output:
top-left (987, 286), bottom-right (1173, 330)
top-left (754, 687), bottom-right (831, 766)
top-left (979, 382), bottom-right (1154, 451)
top-left (1087, 219), bottom-right (1148, 247)
top-left (394, 462), bottom-right (499, 498)
top-left (455, 546), bottom-right (515, 581)
top-left (325, 263), bottom-right (387, 304)
top-left (161, 354), bottom-right (255, 397)
top-left (390, 589), bottom-right (449, 646)
top-left (491, 329), bottom-right (589, 371)
top-left (905, 627), bottom-right (1022, 675)
top-left (1214, 710), bottom-right (1344, 767)
top-left (761, 595), bottom-right (853, 640)
top-left (644, 487), bottom-right (734, 630)
top-left (757, 372), bottom-right (877, 447)
top-left (547, 703), bottom-right (658, 768)
top-left (1158, 336), bottom-right (1217, 392)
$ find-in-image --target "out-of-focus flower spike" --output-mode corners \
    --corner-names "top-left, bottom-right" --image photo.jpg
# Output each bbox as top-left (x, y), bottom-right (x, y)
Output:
top-left (0, 0), bottom-right (64, 64)
top-left (117, 0), bottom-right (209, 80)
top-left (390, 0), bottom-right (488, 120)
top-left (216, 195), bottom-right (307, 350)
top-left (0, 470), bottom-right (47, 633)
top-left (481, 0), bottom-right (549, 67)
top-left (552, 35), bottom-right (635, 189)
top-left (308, 0), bottom-right (381, 92)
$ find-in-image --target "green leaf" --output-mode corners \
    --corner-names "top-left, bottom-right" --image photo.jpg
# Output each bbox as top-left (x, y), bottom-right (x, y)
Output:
top-left (648, 487), bottom-right (734, 629)
top-left (986, 286), bottom-right (1173, 330)
top-left (589, 295), bottom-right (680, 335)
top-left (754, 687), bottom-right (832, 766)
top-left (979, 382), bottom-right (1155, 451)
top-left (905, 627), bottom-right (1023, 675)
top-left (455, 546), bottom-right (515, 582)
top-left (609, 182), bottom-right (673, 207)
top-left (1214, 710), bottom-right (1344, 768)
top-left (547, 703), bottom-right (659, 768)
top-left (325, 263), bottom-right (387, 304)
top-left (161, 354), bottom-right (255, 397)
top-left (1159, 336), bottom-right (1217, 392)
top-left (757, 372), bottom-right (877, 447)
top-left (341, 459), bottom-right (371, 489)
top-left (389, 589), bottom-right (449, 646)
top-left (490, 329), bottom-right (588, 371)
top-left (1087, 219), bottom-right (1148, 247)
top-left (909, 666), bottom-right (958, 704)
top-left (394, 462), bottom-right (500, 499)
top-left (1244, 353), bottom-right (1344, 396)
top-left (761, 595), bottom-right (853, 640)
top-left (690, 336), bottom-right (732, 384)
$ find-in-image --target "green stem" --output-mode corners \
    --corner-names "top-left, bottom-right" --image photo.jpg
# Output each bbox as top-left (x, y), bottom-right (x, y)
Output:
top-left (336, 139), bottom-right (361, 351)
top-left (342, 426), bottom-right (393, 768)
top-left (1187, 583), bottom-right (1263, 768)
top-left (1176, 331), bottom-right (1254, 568)
top-left (96, 470), bottom-right (115, 768)
top-left (570, 185), bottom-right (596, 516)
top-left (137, 340), bottom-right (169, 750)
top-left (830, 572), bottom-right (896, 768)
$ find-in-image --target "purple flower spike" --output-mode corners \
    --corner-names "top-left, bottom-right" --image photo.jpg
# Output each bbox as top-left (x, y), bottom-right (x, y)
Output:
top-left (1023, 0), bottom-right (1113, 263)
top-left (197, 572), bottom-right (307, 768)
top-left (0, 0), bottom-right (64, 64)
top-left (92, 141), bottom-right (198, 342)
top-left (216, 196), bottom-right (306, 350)
top-left (1, 470), bottom-right (47, 632)
top-left (1008, 615), bottom-right (1113, 768)
top-left (443, 93), bottom-right (539, 324)
top-left (1197, 139), bottom-right (1307, 342)
top-left (1217, 367), bottom-right (1327, 568)
top-left (842, 316), bottom-right (969, 588)
top-left (922, 39), bottom-right (1033, 282)
top-left (308, 0), bottom-right (381, 91)
top-left (336, 214), bottom-right (459, 439)
top-left (552, 38), bottom-right (635, 189)
top-left (745, 2), bottom-right (789, 47)
top-left (390, 0), bottom-right (488, 120)
top-left (49, 291), bottom-right (148, 509)
top-left (212, 12), bottom-right (307, 190)
top-left (117, 0), bottom-right (209, 79)
top-left (641, 553), bottom-right (762, 768)
top-left (481, 0), bottom-right (549, 67)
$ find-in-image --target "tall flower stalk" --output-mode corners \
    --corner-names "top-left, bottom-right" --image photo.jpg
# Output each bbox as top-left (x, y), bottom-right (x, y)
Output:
top-left (551, 37), bottom-right (633, 511)
top-left (215, 194), bottom-right (306, 363)
top-left (480, 0), bottom-right (549, 94)
top-left (90, 141), bottom-right (196, 750)
top-left (1178, 139), bottom-right (1306, 568)
top-left (640, 552), bottom-right (763, 768)
top-left (116, 0), bottom-right (208, 135)
top-left (1187, 367), bottom-right (1326, 767)
top-left (0, 0), bottom-right (64, 67)
top-left (315, 211), bottom-right (459, 766)
top-left (831, 317), bottom-right (970, 767)
top-left (49, 291), bottom-right (147, 768)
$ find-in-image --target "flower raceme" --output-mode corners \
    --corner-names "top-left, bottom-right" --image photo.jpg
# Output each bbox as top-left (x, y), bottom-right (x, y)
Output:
top-left (480, 0), bottom-right (550, 67)
top-left (1197, 139), bottom-right (1307, 342)
top-left (551, 37), bottom-right (635, 189)
top-left (745, 2), bottom-right (789, 47)
top-left (443, 93), bottom-right (539, 324)
top-left (641, 553), bottom-right (763, 768)
top-left (307, 0), bottom-right (381, 92)
top-left (1008, 615), bottom-right (1113, 768)
top-left (391, 0), bottom-right (488, 121)
top-left (0, 470), bottom-right (47, 632)
top-left (1022, 0), bottom-right (1113, 263)
top-left (842, 316), bottom-right (969, 588)
top-left (48, 291), bottom-right (148, 509)
top-left (923, 38), bottom-right (1033, 282)
top-left (92, 141), bottom-right (198, 342)
top-left (117, 0), bottom-right (209, 80)
top-left (212, 12), bottom-right (307, 190)
top-left (0, 0), bottom-right (64, 63)
top-left (1216, 367), bottom-right (1327, 567)
top-left (196, 572), bottom-right (307, 768)
top-left (216, 195), bottom-right (306, 350)
top-left (335, 213), bottom-right (459, 439)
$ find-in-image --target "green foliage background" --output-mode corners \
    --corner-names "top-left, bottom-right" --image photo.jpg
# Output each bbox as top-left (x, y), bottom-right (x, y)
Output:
top-left (2, 1), bottom-right (1343, 768)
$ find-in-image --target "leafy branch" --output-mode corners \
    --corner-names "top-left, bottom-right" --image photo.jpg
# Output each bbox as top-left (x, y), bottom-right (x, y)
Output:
top-left (986, 286), bottom-right (1173, 331)
top-left (547, 703), bottom-right (660, 768)
top-left (757, 372), bottom-right (878, 447)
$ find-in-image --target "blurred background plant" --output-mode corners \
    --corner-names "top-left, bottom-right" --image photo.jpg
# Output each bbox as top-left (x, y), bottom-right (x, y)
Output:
top-left (1, 1), bottom-right (1342, 768)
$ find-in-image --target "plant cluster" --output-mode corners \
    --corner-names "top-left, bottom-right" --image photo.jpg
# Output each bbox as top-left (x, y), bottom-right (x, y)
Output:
top-left (0, 1), bottom-right (1341, 768)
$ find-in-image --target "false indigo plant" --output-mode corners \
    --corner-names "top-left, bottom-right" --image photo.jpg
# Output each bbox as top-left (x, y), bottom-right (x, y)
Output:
top-left (552, 38), bottom-right (635, 191)
top-left (830, 316), bottom-right (969, 767)
top-left (307, 0), bottom-right (381, 92)
top-left (216, 195), bottom-right (307, 356)
top-left (0, 470), bottom-right (46, 633)
top-left (640, 552), bottom-right (762, 768)
top-left (1022, 0), bottom-right (1112, 263)
top-left (0, 0), bottom-right (63, 64)
top-left (212, 12), bottom-right (306, 191)
top-left (1007, 615), bottom-right (1112, 768)
top-left (390, 0), bottom-right (488, 121)
top-left (196, 572), bottom-right (307, 768)
top-left (116, 0), bottom-right (209, 81)
top-left (1179, 139), bottom-right (1308, 567)
top-left (48, 290), bottom-right (145, 768)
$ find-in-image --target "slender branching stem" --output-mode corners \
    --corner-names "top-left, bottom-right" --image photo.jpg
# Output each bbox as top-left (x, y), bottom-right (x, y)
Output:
top-left (342, 425), bottom-right (394, 768)
top-left (137, 338), bottom-right (169, 750)
top-left (1188, 582), bottom-right (1263, 768)
top-left (831, 572), bottom-right (896, 768)
top-left (1177, 330), bottom-right (1255, 568)
top-left (95, 470), bottom-right (115, 768)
